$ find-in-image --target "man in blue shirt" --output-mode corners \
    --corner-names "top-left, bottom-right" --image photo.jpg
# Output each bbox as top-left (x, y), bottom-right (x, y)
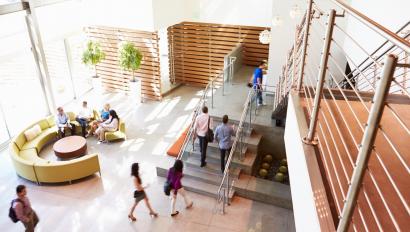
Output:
top-left (214, 115), bottom-right (235, 173)
top-left (253, 61), bottom-right (266, 106)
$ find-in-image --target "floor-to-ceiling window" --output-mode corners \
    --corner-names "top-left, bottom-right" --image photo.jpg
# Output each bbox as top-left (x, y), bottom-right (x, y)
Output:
top-left (0, 10), bottom-right (48, 141)
top-left (36, 1), bottom-right (92, 106)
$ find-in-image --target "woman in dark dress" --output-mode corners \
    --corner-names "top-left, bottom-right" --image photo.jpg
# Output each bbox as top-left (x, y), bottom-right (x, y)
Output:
top-left (128, 163), bottom-right (158, 221)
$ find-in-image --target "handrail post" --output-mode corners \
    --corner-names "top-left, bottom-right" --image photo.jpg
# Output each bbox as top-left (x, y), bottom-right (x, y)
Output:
top-left (337, 54), bottom-right (398, 232)
top-left (226, 172), bottom-right (230, 205)
top-left (211, 79), bottom-right (214, 108)
top-left (303, 9), bottom-right (336, 144)
top-left (296, 0), bottom-right (313, 91)
top-left (249, 96), bottom-right (252, 130)
top-left (222, 70), bottom-right (225, 96)
top-left (222, 188), bottom-right (226, 214)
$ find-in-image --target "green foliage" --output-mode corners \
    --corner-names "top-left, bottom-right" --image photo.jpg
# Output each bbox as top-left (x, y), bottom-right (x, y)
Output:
top-left (118, 42), bottom-right (143, 79)
top-left (82, 40), bottom-right (105, 67)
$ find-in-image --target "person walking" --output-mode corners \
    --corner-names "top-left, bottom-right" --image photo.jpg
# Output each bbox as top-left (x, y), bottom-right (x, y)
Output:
top-left (128, 163), bottom-right (158, 222)
top-left (253, 61), bottom-right (267, 106)
top-left (12, 185), bottom-right (39, 232)
top-left (214, 115), bottom-right (235, 173)
top-left (194, 106), bottom-right (213, 167)
top-left (167, 160), bottom-right (193, 217)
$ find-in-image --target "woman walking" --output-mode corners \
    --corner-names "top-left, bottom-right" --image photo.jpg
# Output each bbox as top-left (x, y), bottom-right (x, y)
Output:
top-left (167, 160), bottom-right (193, 216)
top-left (128, 163), bottom-right (158, 222)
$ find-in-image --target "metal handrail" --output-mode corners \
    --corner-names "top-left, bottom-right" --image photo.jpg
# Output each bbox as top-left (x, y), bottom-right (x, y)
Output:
top-left (274, 1), bottom-right (410, 230)
top-left (176, 57), bottom-right (236, 160)
top-left (330, 0), bottom-right (410, 54)
top-left (340, 21), bottom-right (410, 85)
top-left (216, 88), bottom-right (254, 213)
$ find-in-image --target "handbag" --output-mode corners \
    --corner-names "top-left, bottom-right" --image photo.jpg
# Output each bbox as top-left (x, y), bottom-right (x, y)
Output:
top-left (206, 116), bottom-right (214, 142)
top-left (164, 169), bottom-right (172, 196)
top-left (163, 180), bottom-right (171, 196)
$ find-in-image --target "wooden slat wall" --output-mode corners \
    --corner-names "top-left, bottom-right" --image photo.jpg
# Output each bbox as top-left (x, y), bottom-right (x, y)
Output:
top-left (86, 26), bottom-right (161, 101)
top-left (168, 21), bottom-right (269, 87)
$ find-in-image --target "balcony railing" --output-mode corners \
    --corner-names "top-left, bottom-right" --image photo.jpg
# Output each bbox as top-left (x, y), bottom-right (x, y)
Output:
top-left (273, 0), bottom-right (410, 231)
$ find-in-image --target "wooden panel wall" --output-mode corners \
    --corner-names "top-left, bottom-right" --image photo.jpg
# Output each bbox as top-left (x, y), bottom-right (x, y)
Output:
top-left (86, 26), bottom-right (161, 101)
top-left (168, 21), bottom-right (270, 87)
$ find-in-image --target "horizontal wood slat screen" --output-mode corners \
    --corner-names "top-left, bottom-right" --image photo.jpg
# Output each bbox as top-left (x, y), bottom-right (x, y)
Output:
top-left (168, 21), bottom-right (270, 87)
top-left (86, 26), bottom-right (161, 101)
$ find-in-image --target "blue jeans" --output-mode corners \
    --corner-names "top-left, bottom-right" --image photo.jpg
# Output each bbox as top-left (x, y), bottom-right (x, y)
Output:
top-left (253, 85), bottom-right (263, 105)
top-left (76, 117), bottom-right (88, 137)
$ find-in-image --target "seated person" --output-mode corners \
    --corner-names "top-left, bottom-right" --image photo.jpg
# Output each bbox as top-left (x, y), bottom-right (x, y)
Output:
top-left (55, 107), bottom-right (76, 138)
top-left (95, 110), bottom-right (119, 144)
top-left (87, 103), bottom-right (110, 137)
top-left (76, 101), bottom-right (93, 138)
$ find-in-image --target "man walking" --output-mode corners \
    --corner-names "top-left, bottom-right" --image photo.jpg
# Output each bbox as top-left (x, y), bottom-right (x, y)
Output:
top-left (253, 61), bottom-right (267, 106)
top-left (13, 185), bottom-right (39, 232)
top-left (194, 106), bottom-right (213, 167)
top-left (214, 115), bottom-right (235, 173)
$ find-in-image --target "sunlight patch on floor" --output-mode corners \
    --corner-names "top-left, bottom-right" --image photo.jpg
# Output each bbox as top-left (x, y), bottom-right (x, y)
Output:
top-left (167, 114), bottom-right (189, 134)
top-left (151, 141), bottom-right (170, 155)
top-left (157, 97), bottom-right (180, 118)
top-left (184, 97), bottom-right (200, 111)
top-left (145, 123), bottom-right (160, 135)
top-left (144, 100), bottom-right (169, 122)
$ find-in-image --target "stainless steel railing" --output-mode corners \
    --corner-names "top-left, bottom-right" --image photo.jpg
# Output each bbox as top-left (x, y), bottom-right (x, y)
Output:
top-left (215, 88), bottom-right (254, 214)
top-left (176, 57), bottom-right (236, 160)
top-left (273, 0), bottom-right (410, 231)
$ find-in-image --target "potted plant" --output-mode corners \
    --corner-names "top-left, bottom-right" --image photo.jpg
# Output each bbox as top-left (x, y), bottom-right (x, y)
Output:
top-left (118, 41), bottom-right (143, 82)
top-left (81, 40), bottom-right (105, 78)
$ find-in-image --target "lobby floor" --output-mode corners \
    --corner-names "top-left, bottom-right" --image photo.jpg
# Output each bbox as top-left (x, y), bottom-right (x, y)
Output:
top-left (0, 67), bottom-right (295, 232)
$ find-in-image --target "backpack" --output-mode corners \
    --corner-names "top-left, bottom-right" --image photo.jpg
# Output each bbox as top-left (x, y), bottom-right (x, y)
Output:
top-left (9, 199), bottom-right (23, 223)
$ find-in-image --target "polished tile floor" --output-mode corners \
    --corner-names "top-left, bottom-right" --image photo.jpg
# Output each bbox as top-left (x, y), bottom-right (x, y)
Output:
top-left (0, 67), bottom-right (295, 232)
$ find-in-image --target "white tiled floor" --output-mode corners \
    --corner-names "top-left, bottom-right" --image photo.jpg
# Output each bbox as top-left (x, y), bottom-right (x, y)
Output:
top-left (0, 67), bottom-right (295, 232)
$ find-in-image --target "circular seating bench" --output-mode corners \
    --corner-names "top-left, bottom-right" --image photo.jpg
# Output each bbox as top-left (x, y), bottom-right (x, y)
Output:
top-left (9, 114), bottom-right (101, 184)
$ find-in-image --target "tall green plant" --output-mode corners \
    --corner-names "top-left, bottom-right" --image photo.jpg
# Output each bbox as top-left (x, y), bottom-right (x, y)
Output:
top-left (82, 40), bottom-right (105, 77)
top-left (118, 42), bottom-right (143, 82)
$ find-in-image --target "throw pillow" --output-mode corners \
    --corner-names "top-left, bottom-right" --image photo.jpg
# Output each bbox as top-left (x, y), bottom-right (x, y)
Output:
top-left (24, 125), bottom-right (42, 141)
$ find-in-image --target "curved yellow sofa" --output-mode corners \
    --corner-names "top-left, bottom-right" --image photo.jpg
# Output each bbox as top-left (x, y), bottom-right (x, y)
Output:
top-left (9, 114), bottom-right (101, 184)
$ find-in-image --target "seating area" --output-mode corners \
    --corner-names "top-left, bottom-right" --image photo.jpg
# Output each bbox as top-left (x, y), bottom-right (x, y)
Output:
top-left (9, 115), bottom-right (102, 184)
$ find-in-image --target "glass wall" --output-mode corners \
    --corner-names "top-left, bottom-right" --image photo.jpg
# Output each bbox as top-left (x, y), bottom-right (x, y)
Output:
top-left (0, 11), bottom-right (48, 140)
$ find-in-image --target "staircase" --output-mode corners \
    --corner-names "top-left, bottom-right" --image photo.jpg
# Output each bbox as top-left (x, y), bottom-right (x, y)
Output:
top-left (156, 115), bottom-right (262, 199)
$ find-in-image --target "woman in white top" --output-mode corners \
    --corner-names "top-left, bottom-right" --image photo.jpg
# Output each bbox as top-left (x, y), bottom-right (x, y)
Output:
top-left (96, 110), bottom-right (119, 144)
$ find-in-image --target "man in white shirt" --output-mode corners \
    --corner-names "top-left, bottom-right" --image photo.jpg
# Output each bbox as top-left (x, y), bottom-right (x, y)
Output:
top-left (76, 101), bottom-right (93, 137)
top-left (194, 106), bottom-right (213, 167)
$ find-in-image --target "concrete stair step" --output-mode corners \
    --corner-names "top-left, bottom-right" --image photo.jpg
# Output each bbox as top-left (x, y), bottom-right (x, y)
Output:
top-left (187, 149), bottom-right (256, 175)
top-left (156, 165), bottom-right (236, 186)
top-left (192, 131), bottom-right (261, 153)
top-left (192, 141), bottom-right (248, 154)
top-left (183, 156), bottom-right (241, 178)
top-left (156, 174), bottom-right (235, 199)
